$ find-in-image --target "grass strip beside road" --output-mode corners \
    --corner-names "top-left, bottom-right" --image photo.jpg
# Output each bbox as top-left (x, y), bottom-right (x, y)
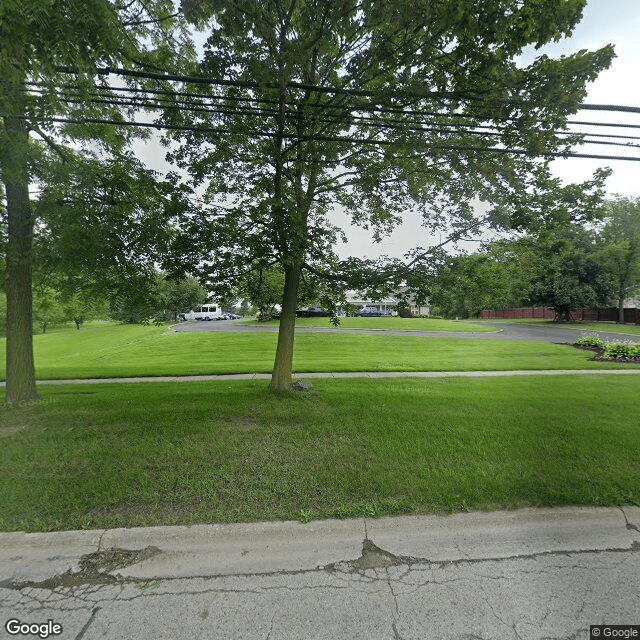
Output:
top-left (1, 376), bottom-right (638, 532)
top-left (1, 323), bottom-right (638, 381)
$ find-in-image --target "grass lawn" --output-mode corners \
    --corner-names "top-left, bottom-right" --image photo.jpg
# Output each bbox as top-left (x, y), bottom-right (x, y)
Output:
top-left (1, 322), bottom-right (638, 381)
top-left (242, 316), bottom-right (498, 332)
top-left (476, 318), bottom-right (640, 337)
top-left (1, 376), bottom-right (638, 532)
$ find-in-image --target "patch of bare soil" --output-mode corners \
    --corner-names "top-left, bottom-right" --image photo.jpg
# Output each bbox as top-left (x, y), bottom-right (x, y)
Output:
top-left (13, 546), bottom-right (161, 590)
top-left (227, 415), bottom-right (260, 432)
top-left (87, 499), bottom-right (201, 521)
top-left (0, 425), bottom-right (27, 438)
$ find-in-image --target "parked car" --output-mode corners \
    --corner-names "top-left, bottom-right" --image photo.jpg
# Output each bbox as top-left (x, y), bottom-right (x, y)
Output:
top-left (299, 306), bottom-right (330, 317)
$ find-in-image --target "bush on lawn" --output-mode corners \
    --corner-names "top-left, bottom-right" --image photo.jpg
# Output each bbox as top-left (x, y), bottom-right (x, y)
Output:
top-left (574, 334), bottom-right (640, 361)
top-left (575, 334), bottom-right (604, 348)
top-left (603, 341), bottom-right (640, 359)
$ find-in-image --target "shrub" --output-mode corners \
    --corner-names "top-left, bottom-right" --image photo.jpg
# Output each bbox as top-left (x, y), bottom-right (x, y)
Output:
top-left (603, 342), bottom-right (629, 358)
top-left (575, 334), bottom-right (604, 348)
top-left (603, 341), bottom-right (640, 359)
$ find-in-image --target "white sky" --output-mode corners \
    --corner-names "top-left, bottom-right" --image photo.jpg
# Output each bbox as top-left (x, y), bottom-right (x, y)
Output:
top-left (528, 0), bottom-right (640, 195)
top-left (134, 0), bottom-right (640, 260)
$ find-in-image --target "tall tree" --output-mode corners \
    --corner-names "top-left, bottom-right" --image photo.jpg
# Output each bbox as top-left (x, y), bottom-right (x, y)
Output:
top-left (528, 224), bottom-right (611, 321)
top-left (170, 0), bottom-right (613, 389)
top-left (598, 197), bottom-right (640, 323)
top-left (428, 244), bottom-right (533, 319)
top-left (0, 0), bottom-right (187, 405)
top-left (159, 274), bottom-right (207, 322)
top-left (425, 168), bottom-right (611, 318)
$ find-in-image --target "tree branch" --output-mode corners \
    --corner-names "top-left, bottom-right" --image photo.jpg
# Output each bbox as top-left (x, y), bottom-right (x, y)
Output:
top-left (30, 125), bottom-right (71, 163)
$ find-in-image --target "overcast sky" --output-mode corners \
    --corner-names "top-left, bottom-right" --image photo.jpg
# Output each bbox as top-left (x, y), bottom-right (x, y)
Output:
top-left (529, 0), bottom-right (640, 194)
top-left (135, 0), bottom-right (640, 260)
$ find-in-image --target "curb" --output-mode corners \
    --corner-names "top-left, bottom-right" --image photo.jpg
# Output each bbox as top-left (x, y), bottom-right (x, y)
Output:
top-left (2, 507), bottom-right (639, 583)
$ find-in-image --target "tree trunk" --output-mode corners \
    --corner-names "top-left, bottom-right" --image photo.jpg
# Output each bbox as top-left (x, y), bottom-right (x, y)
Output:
top-left (270, 263), bottom-right (301, 391)
top-left (618, 293), bottom-right (625, 324)
top-left (4, 115), bottom-right (38, 406)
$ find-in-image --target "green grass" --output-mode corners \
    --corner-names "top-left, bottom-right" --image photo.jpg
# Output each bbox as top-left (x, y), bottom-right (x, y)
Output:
top-left (476, 318), bottom-right (640, 336)
top-left (1, 322), bottom-right (638, 381)
top-left (243, 316), bottom-right (498, 331)
top-left (1, 376), bottom-right (638, 532)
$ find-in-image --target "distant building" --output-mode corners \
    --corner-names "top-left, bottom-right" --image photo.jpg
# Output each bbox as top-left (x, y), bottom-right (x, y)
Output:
top-left (344, 292), bottom-right (429, 316)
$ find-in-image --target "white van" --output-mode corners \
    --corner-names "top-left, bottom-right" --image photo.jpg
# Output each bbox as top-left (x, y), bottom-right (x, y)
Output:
top-left (179, 302), bottom-right (224, 321)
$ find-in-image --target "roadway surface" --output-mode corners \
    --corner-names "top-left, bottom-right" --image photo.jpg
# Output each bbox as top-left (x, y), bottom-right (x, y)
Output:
top-left (2, 507), bottom-right (639, 640)
top-left (172, 318), bottom-right (640, 344)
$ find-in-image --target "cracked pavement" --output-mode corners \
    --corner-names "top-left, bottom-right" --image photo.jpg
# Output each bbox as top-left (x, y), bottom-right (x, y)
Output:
top-left (1, 507), bottom-right (639, 640)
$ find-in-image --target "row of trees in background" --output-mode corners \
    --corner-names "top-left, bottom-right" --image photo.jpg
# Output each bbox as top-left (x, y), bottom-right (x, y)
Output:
top-left (429, 197), bottom-right (640, 321)
top-left (0, 272), bottom-right (207, 335)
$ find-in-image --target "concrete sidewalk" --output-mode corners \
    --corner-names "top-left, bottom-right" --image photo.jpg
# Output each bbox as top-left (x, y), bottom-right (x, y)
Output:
top-left (2, 368), bottom-right (640, 387)
top-left (1, 507), bottom-right (639, 639)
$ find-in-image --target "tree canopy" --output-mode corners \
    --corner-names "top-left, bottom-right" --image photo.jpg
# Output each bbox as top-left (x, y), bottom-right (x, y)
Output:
top-left (428, 200), bottom-right (639, 322)
top-left (1, 0), bottom-right (623, 398)
top-left (164, 0), bottom-right (613, 388)
top-left (0, 0), bottom-right (189, 405)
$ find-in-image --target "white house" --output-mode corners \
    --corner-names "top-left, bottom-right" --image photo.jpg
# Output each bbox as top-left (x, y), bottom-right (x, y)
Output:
top-left (344, 292), bottom-right (429, 316)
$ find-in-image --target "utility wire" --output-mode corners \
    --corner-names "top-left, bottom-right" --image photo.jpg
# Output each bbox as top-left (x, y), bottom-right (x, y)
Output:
top-left (54, 65), bottom-right (484, 102)
top-left (23, 83), bottom-right (640, 148)
top-left (21, 77), bottom-right (640, 140)
top-left (23, 79), bottom-right (640, 133)
top-left (12, 69), bottom-right (640, 162)
top-left (51, 65), bottom-right (640, 121)
top-left (22, 115), bottom-right (640, 162)
top-left (46, 95), bottom-right (640, 152)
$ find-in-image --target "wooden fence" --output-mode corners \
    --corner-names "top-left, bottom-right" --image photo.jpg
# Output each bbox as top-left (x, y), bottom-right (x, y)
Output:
top-left (479, 307), bottom-right (640, 323)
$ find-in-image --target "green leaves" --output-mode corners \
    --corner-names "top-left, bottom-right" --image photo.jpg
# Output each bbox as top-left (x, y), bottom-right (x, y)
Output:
top-left (166, 1), bottom-right (617, 314)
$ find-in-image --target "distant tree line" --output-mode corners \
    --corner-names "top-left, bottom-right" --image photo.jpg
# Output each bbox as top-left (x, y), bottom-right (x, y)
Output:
top-left (428, 197), bottom-right (640, 322)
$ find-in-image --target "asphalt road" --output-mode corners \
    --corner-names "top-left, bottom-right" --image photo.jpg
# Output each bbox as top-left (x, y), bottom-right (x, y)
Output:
top-left (2, 507), bottom-right (639, 640)
top-left (172, 318), bottom-right (640, 344)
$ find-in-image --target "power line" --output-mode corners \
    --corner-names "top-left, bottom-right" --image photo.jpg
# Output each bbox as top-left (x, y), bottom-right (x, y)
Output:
top-left (23, 82), bottom-right (640, 151)
top-left (24, 79), bottom-right (640, 136)
top-left (31, 91), bottom-right (636, 148)
top-left (578, 103), bottom-right (640, 115)
top-left (54, 65), bottom-right (484, 103)
top-left (24, 115), bottom-right (640, 163)
top-left (11, 69), bottom-right (640, 163)
top-left (52, 65), bottom-right (640, 118)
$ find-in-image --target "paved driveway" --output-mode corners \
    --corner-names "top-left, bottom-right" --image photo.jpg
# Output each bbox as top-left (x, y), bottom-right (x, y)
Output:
top-left (172, 319), bottom-right (640, 344)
